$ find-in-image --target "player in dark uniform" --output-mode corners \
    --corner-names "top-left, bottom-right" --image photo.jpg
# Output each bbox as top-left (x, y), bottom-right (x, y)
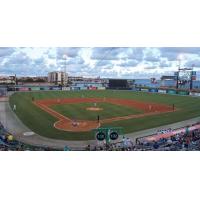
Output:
top-left (97, 115), bottom-right (100, 123)
top-left (172, 104), bottom-right (175, 111)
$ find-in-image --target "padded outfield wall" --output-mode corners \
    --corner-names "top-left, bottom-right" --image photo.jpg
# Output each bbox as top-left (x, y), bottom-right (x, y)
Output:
top-left (0, 87), bottom-right (7, 96)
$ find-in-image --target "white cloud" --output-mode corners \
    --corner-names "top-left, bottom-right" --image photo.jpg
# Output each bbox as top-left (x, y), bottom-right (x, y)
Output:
top-left (1, 47), bottom-right (200, 78)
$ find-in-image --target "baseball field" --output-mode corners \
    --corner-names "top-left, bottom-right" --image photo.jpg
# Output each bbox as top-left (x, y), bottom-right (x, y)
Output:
top-left (9, 90), bottom-right (200, 140)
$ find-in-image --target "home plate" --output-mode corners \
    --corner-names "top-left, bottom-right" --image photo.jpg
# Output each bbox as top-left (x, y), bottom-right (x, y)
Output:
top-left (23, 132), bottom-right (35, 136)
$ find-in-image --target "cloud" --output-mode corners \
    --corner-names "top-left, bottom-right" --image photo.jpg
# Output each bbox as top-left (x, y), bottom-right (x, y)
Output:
top-left (1, 47), bottom-right (200, 78)
top-left (160, 47), bottom-right (200, 54)
top-left (120, 59), bottom-right (138, 67)
top-left (91, 47), bottom-right (123, 60)
top-left (56, 47), bottom-right (81, 59)
top-left (185, 59), bottom-right (200, 68)
top-left (0, 48), bottom-right (15, 57)
top-left (144, 66), bottom-right (157, 70)
top-left (5, 52), bottom-right (32, 66)
top-left (159, 47), bottom-right (200, 61)
top-left (95, 60), bottom-right (112, 67)
top-left (159, 59), bottom-right (170, 68)
top-left (144, 48), bottom-right (161, 62)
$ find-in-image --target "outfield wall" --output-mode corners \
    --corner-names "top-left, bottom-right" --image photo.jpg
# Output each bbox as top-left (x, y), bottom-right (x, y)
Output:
top-left (0, 87), bottom-right (7, 96)
top-left (5, 85), bottom-right (200, 97)
top-left (7, 85), bottom-right (106, 92)
top-left (133, 87), bottom-right (200, 97)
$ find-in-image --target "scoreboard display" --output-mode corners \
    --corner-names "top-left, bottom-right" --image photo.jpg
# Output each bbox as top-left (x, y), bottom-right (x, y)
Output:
top-left (175, 69), bottom-right (196, 89)
top-left (109, 79), bottom-right (128, 88)
top-left (178, 70), bottom-right (192, 81)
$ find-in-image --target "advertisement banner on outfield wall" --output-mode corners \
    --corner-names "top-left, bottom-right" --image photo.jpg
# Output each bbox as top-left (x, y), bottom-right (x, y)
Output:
top-left (177, 91), bottom-right (189, 95)
top-left (0, 88), bottom-right (7, 96)
top-left (88, 86), bottom-right (97, 90)
top-left (148, 88), bottom-right (158, 93)
top-left (71, 87), bottom-right (80, 91)
top-left (158, 89), bottom-right (166, 94)
top-left (31, 87), bottom-right (40, 91)
top-left (40, 87), bottom-right (50, 90)
top-left (190, 92), bottom-right (200, 97)
top-left (141, 88), bottom-right (148, 92)
top-left (18, 87), bottom-right (29, 91)
top-left (98, 87), bottom-right (106, 90)
top-left (52, 87), bottom-right (61, 90)
top-left (80, 87), bottom-right (88, 90)
top-left (62, 87), bottom-right (70, 91)
top-left (167, 89), bottom-right (176, 94)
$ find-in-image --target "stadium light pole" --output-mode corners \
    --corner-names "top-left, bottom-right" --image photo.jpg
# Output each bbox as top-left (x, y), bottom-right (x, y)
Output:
top-left (176, 54), bottom-right (184, 90)
top-left (63, 54), bottom-right (67, 86)
top-left (15, 74), bottom-right (17, 92)
top-left (190, 65), bottom-right (194, 90)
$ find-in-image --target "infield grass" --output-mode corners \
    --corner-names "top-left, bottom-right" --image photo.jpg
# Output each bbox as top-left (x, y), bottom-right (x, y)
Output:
top-left (50, 102), bottom-right (143, 120)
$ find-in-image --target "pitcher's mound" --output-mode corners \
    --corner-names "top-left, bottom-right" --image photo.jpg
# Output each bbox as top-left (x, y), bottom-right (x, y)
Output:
top-left (86, 107), bottom-right (103, 111)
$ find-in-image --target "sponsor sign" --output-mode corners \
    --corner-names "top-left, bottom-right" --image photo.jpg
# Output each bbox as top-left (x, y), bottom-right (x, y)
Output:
top-left (96, 132), bottom-right (106, 141)
top-left (30, 87), bottom-right (40, 91)
top-left (141, 88), bottom-right (148, 92)
top-left (88, 86), bottom-right (97, 90)
top-left (109, 131), bottom-right (119, 140)
top-left (177, 91), bottom-right (189, 95)
top-left (40, 87), bottom-right (50, 90)
top-left (18, 87), bottom-right (29, 91)
top-left (167, 89), bottom-right (176, 94)
top-left (80, 87), bottom-right (88, 90)
top-left (190, 92), bottom-right (200, 97)
top-left (52, 87), bottom-right (61, 90)
top-left (71, 87), bottom-right (80, 91)
top-left (98, 87), bottom-right (106, 90)
top-left (62, 87), bottom-right (70, 91)
top-left (149, 88), bottom-right (158, 93)
top-left (158, 89), bottom-right (166, 94)
top-left (192, 76), bottom-right (196, 80)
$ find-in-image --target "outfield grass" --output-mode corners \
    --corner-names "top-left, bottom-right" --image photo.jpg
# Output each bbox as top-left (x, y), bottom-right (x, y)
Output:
top-left (9, 90), bottom-right (200, 140)
top-left (50, 102), bottom-right (143, 120)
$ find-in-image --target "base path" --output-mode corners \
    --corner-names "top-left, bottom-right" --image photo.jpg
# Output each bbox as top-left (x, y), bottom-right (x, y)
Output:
top-left (34, 97), bottom-right (174, 132)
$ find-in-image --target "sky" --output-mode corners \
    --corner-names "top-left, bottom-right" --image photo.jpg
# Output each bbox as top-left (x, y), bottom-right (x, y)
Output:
top-left (1, 47), bottom-right (200, 79)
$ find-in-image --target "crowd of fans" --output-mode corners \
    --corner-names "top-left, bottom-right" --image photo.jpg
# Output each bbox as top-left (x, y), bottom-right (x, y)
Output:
top-left (89, 123), bottom-right (200, 151)
top-left (134, 129), bottom-right (200, 151)
top-left (0, 122), bottom-right (58, 151)
top-left (1, 120), bottom-right (200, 151)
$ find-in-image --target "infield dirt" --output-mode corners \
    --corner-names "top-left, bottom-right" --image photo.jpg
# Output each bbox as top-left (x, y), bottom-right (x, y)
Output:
top-left (33, 98), bottom-right (175, 132)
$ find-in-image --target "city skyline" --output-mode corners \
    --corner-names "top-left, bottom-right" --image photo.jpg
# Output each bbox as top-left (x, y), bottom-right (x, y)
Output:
top-left (1, 47), bottom-right (200, 79)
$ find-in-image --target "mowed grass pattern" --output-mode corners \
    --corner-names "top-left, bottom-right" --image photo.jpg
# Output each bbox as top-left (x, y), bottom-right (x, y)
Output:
top-left (9, 90), bottom-right (200, 140)
top-left (51, 102), bottom-right (143, 121)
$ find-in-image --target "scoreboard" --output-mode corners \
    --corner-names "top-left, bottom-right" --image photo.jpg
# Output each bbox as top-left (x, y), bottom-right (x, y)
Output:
top-left (178, 70), bottom-right (192, 81)
top-left (109, 79), bottom-right (128, 88)
top-left (174, 69), bottom-right (196, 89)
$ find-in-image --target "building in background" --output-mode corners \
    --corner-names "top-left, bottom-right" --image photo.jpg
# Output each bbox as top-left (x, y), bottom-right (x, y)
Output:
top-left (48, 71), bottom-right (68, 85)
top-left (17, 76), bottom-right (48, 84)
top-left (0, 76), bottom-right (16, 85)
